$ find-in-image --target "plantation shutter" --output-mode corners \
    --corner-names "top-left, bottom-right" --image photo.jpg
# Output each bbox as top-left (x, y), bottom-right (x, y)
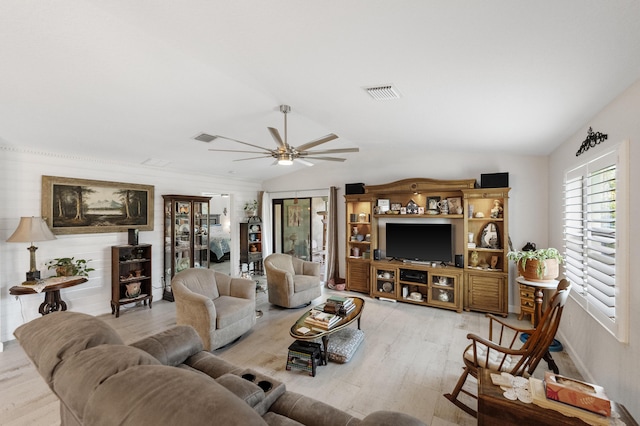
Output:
top-left (585, 155), bottom-right (617, 319)
top-left (563, 166), bottom-right (586, 295)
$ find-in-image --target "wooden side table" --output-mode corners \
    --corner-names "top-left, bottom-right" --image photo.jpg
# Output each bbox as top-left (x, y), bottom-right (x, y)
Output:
top-left (9, 276), bottom-right (87, 315)
top-left (477, 368), bottom-right (637, 426)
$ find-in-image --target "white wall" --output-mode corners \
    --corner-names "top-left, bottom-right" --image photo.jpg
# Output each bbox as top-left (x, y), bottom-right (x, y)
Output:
top-left (0, 147), bottom-right (261, 343)
top-left (548, 79), bottom-right (640, 418)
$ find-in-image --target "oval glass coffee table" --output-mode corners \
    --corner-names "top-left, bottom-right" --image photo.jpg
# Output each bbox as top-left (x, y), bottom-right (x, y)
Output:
top-left (290, 297), bottom-right (365, 366)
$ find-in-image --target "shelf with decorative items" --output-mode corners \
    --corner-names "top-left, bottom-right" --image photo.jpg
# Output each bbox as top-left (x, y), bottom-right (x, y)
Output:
top-left (163, 195), bottom-right (211, 301)
top-left (369, 260), bottom-right (464, 312)
top-left (462, 188), bottom-right (510, 316)
top-left (345, 194), bottom-right (375, 293)
top-left (111, 244), bottom-right (152, 318)
top-left (240, 219), bottom-right (263, 275)
top-left (372, 265), bottom-right (397, 299)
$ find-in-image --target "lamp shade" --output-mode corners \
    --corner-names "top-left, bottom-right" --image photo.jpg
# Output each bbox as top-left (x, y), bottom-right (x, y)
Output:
top-left (7, 217), bottom-right (56, 243)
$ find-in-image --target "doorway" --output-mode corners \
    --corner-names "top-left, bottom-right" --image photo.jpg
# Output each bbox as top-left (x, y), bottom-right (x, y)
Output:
top-left (272, 197), bottom-right (327, 263)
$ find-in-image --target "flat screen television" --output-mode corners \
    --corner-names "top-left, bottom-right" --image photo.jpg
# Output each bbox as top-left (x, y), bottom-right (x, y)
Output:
top-left (385, 223), bottom-right (453, 263)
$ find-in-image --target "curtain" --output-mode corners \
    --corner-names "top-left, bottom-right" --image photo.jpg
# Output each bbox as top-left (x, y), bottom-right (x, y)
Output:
top-left (325, 186), bottom-right (341, 286)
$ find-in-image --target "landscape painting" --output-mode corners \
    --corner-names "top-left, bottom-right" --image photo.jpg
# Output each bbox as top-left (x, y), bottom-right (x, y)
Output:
top-left (42, 176), bottom-right (154, 234)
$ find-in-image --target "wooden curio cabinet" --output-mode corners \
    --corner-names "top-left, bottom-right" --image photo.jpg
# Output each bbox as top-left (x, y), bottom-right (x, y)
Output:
top-left (345, 195), bottom-right (375, 293)
top-left (462, 188), bottom-right (510, 316)
top-left (240, 218), bottom-right (263, 274)
top-left (163, 195), bottom-right (211, 301)
top-left (111, 244), bottom-right (152, 318)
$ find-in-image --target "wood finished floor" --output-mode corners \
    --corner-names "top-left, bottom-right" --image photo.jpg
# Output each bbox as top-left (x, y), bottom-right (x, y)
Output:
top-left (0, 284), bottom-right (581, 426)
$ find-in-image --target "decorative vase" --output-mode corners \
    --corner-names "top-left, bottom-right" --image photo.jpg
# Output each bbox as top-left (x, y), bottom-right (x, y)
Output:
top-left (250, 244), bottom-right (257, 252)
top-left (518, 259), bottom-right (559, 282)
top-left (56, 265), bottom-right (74, 277)
top-left (125, 282), bottom-right (141, 298)
top-left (470, 251), bottom-right (479, 267)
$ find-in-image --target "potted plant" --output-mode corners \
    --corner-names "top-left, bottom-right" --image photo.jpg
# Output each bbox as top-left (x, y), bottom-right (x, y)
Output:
top-left (507, 248), bottom-right (564, 282)
top-left (244, 200), bottom-right (258, 217)
top-left (46, 257), bottom-right (94, 277)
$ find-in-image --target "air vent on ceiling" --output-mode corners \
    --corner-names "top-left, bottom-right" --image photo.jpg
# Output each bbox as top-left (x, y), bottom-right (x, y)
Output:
top-left (194, 133), bottom-right (216, 143)
top-left (364, 85), bottom-right (401, 101)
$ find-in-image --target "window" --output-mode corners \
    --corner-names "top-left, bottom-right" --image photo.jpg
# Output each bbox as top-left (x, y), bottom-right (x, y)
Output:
top-left (563, 140), bottom-right (629, 342)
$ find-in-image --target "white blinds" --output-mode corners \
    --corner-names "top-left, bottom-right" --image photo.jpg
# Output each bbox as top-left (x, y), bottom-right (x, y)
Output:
top-left (563, 143), bottom-right (627, 342)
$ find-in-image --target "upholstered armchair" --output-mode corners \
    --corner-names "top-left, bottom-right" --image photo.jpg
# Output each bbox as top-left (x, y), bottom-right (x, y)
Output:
top-left (264, 253), bottom-right (322, 308)
top-left (172, 268), bottom-right (256, 351)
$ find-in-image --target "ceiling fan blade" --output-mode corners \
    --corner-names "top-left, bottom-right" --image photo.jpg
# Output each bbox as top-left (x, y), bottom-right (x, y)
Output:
top-left (232, 155), bottom-right (274, 162)
top-left (213, 135), bottom-right (273, 152)
top-left (300, 147), bottom-right (359, 155)
top-left (294, 134), bottom-right (338, 152)
top-left (295, 158), bottom-right (315, 167)
top-left (303, 156), bottom-right (346, 162)
top-left (268, 127), bottom-right (287, 150)
top-left (208, 148), bottom-right (270, 154)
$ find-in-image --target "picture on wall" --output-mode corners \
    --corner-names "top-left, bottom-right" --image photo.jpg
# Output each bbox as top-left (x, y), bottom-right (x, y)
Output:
top-left (42, 176), bottom-right (154, 234)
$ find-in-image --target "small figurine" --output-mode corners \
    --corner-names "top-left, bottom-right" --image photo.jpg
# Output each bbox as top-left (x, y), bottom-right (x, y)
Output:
top-left (490, 199), bottom-right (503, 218)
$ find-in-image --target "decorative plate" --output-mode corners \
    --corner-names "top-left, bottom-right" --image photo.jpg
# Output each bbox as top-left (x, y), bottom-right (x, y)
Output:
top-left (382, 282), bottom-right (393, 293)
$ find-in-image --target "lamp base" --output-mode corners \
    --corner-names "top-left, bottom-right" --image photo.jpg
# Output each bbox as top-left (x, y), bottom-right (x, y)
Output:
top-left (26, 270), bottom-right (41, 282)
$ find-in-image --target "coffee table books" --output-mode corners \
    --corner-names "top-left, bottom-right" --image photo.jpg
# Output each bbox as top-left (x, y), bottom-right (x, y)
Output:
top-left (304, 310), bottom-right (341, 330)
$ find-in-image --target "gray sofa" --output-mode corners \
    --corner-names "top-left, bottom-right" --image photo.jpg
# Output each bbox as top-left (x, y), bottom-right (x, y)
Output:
top-left (14, 312), bottom-right (427, 426)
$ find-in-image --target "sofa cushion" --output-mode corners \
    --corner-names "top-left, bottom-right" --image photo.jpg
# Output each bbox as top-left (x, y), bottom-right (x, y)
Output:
top-left (53, 345), bottom-right (160, 423)
top-left (293, 275), bottom-right (319, 293)
top-left (269, 391), bottom-right (359, 426)
top-left (84, 365), bottom-right (268, 426)
top-left (214, 295), bottom-right (255, 329)
top-left (185, 351), bottom-right (241, 378)
top-left (130, 325), bottom-right (203, 366)
top-left (217, 373), bottom-right (265, 408)
top-left (13, 311), bottom-right (123, 386)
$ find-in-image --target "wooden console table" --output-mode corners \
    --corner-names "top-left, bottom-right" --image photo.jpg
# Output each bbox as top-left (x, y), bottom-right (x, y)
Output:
top-left (9, 276), bottom-right (88, 315)
top-left (477, 368), bottom-right (637, 426)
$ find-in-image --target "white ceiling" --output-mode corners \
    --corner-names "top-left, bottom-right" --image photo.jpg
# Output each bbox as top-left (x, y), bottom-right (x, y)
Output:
top-left (2, 1), bottom-right (639, 182)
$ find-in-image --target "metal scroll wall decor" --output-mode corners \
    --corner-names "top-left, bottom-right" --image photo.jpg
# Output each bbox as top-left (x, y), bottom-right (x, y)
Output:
top-left (576, 127), bottom-right (608, 157)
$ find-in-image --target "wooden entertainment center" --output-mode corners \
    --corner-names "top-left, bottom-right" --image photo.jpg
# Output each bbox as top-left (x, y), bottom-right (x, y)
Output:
top-left (345, 178), bottom-right (510, 315)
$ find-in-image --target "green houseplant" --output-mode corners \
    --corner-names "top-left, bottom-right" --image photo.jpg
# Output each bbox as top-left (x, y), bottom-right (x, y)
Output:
top-left (507, 248), bottom-right (564, 282)
top-left (244, 200), bottom-right (258, 216)
top-left (46, 257), bottom-right (94, 277)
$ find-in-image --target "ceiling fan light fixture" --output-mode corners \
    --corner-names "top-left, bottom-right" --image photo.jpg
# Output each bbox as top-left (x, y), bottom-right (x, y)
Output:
top-left (277, 152), bottom-right (294, 165)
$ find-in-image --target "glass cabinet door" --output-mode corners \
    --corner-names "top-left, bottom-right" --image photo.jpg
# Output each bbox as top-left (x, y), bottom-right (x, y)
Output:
top-left (163, 195), bottom-right (211, 300)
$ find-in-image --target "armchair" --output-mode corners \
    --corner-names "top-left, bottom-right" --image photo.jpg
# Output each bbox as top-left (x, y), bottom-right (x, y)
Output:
top-left (172, 268), bottom-right (256, 351)
top-left (264, 253), bottom-right (321, 308)
top-left (444, 279), bottom-right (571, 417)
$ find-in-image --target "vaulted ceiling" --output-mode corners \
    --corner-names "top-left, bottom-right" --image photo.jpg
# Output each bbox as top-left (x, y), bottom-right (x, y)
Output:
top-left (2, 1), bottom-right (639, 181)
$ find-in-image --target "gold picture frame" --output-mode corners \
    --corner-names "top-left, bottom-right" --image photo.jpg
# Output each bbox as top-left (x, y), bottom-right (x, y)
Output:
top-left (42, 176), bottom-right (154, 235)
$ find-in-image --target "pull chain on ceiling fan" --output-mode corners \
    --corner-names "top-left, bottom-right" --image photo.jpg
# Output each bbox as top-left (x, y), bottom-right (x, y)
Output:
top-left (208, 105), bottom-right (359, 166)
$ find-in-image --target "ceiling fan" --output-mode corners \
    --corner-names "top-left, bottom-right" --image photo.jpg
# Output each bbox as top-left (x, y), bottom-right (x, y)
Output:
top-left (208, 105), bottom-right (359, 166)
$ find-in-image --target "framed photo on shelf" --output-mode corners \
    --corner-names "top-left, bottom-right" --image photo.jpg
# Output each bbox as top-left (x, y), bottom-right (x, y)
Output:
top-left (447, 197), bottom-right (462, 214)
top-left (390, 202), bottom-right (402, 211)
top-left (377, 199), bottom-right (390, 212)
top-left (418, 206), bottom-right (425, 215)
top-left (427, 196), bottom-right (441, 212)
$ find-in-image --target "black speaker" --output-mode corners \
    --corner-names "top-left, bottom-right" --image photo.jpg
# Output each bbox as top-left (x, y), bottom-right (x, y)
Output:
top-left (373, 249), bottom-right (381, 260)
top-left (345, 183), bottom-right (365, 195)
top-left (128, 228), bottom-right (139, 245)
top-left (481, 172), bottom-right (509, 188)
top-left (455, 254), bottom-right (464, 268)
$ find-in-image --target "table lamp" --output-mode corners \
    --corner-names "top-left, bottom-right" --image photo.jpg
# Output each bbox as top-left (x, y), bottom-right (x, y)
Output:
top-left (6, 217), bottom-right (56, 282)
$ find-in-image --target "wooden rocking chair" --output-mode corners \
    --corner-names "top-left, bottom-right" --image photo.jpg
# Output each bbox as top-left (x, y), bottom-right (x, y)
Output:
top-left (444, 279), bottom-right (571, 417)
